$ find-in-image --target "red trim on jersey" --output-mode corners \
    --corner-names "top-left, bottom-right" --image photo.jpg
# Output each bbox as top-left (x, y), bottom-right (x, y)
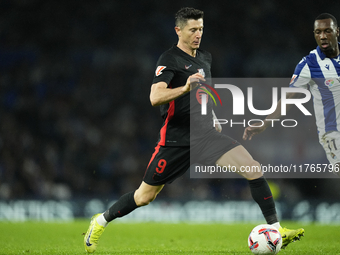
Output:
top-left (144, 85), bottom-right (175, 177)
top-left (146, 144), bottom-right (161, 170)
top-left (144, 144), bottom-right (161, 179)
top-left (159, 100), bottom-right (175, 146)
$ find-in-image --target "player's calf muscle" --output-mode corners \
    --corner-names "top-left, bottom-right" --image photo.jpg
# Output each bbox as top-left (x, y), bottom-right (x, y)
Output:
top-left (239, 160), bottom-right (263, 180)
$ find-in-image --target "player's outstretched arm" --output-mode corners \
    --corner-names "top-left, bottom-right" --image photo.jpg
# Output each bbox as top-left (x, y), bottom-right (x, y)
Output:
top-left (243, 92), bottom-right (300, 140)
top-left (150, 73), bottom-right (205, 106)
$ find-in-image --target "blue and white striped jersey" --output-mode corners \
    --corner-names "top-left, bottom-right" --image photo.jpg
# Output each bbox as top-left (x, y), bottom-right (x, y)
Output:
top-left (289, 43), bottom-right (340, 136)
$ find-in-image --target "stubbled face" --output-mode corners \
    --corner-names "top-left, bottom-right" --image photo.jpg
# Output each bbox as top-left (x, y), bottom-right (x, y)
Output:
top-left (177, 18), bottom-right (203, 51)
top-left (314, 18), bottom-right (339, 58)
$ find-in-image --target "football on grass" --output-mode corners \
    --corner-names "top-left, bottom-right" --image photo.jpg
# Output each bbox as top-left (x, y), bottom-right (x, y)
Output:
top-left (248, 224), bottom-right (282, 255)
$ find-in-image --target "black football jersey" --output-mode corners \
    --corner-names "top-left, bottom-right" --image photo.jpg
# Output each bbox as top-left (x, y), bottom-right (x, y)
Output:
top-left (152, 44), bottom-right (213, 146)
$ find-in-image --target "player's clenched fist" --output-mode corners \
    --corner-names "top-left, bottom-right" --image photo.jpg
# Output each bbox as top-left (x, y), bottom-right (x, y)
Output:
top-left (242, 122), bottom-right (268, 141)
top-left (182, 72), bottom-right (205, 93)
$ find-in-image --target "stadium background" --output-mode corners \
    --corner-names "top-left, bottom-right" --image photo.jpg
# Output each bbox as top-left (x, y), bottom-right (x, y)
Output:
top-left (0, 0), bottom-right (339, 223)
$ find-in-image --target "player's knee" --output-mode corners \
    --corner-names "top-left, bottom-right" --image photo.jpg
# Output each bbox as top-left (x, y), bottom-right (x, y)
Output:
top-left (240, 159), bottom-right (263, 180)
top-left (135, 192), bottom-right (157, 206)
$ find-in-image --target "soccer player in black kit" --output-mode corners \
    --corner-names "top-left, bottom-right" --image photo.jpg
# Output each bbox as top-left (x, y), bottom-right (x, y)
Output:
top-left (84, 7), bottom-right (304, 253)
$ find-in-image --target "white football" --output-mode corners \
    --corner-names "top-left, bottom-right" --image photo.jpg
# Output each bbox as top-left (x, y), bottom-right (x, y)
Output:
top-left (248, 224), bottom-right (282, 255)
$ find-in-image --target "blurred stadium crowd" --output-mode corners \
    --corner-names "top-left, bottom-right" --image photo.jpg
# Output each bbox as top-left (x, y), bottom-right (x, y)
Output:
top-left (0, 0), bottom-right (339, 202)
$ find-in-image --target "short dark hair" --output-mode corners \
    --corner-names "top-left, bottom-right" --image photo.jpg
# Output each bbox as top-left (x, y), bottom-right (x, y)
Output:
top-left (315, 13), bottom-right (338, 27)
top-left (175, 7), bottom-right (204, 28)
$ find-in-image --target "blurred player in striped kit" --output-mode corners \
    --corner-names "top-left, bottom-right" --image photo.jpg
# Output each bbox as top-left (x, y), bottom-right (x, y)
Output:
top-left (244, 13), bottom-right (340, 175)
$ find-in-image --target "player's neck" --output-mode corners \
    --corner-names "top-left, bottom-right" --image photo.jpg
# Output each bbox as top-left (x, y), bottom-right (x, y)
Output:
top-left (177, 42), bottom-right (197, 57)
top-left (333, 45), bottom-right (340, 58)
top-left (325, 45), bottom-right (340, 58)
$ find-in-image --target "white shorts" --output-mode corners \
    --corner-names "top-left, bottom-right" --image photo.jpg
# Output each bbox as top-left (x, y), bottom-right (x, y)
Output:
top-left (319, 131), bottom-right (340, 169)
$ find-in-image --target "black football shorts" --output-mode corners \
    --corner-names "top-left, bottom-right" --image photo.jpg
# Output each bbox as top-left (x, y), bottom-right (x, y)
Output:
top-left (143, 130), bottom-right (240, 185)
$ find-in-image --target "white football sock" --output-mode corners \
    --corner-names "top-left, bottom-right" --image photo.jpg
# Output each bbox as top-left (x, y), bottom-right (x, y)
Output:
top-left (272, 222), bottom-right (281, 230)
top-left (96, 213), bottom-right (109, 227)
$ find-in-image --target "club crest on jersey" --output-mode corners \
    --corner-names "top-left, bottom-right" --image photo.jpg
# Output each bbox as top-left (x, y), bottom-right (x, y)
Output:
top-left (155, 66), bottom-right (166, 76)
top-left (197, 68), bottom-right (205, 77)
top-left (325, 79), bottom-right (335, 87)
top-left (290, 74), bottom-right (298, 84)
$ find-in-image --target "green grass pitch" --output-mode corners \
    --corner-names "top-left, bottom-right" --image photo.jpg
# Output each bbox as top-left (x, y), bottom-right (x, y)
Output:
top-left (0, 221), bottom-right (339, 254)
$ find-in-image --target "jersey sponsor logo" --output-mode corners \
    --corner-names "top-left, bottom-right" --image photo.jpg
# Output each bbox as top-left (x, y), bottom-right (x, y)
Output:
top-left (290, 74), bottom-right (298, 84)
top-left (185, 64), bottom-right (192, 69)
top-left (155, 66), bottom-right (166, 76)
top-left (197, 68), bottom-right (205, 77)
top-left (325, 79), bottom-right (335, 87)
